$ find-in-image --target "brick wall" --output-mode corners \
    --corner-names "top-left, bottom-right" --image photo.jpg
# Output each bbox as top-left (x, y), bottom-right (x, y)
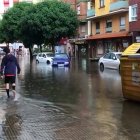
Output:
top-left (129, 0), bottom-right (140, 31)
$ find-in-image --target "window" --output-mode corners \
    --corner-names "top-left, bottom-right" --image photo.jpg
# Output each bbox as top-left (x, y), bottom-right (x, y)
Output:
top-left (129, 5), bottom-right (138, 21)
top-left (96, 22), bottom-right (100, 29)
top-left (100, 0), bottom-right (105, 7)
top-left (110, 53), bottom-right (116, 60)
top-left (77, 5), bottom-right (80, 15)
top-left (120, 17), bottom-right (125, 26)
top-left (103, 53), bottom-right (110, 59)
top-left (42, 54), bottom-right (46, 58)
top-left (120, 17), bottom-right (125, 30)
top-left (106, 19), bottom-right (112, 32)
top-left (38, 54), bottom-right (42, 57)
top-left (81, 25), bottom-right (86, 33)
top-left (106, 20), bottom-right (112, 28)
top-left (96, 22), bottom-right (100, 34)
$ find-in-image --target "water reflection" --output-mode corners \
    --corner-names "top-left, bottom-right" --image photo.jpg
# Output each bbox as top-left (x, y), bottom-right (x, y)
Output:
top-left (1, 57), bottom-right (140, 139)
top-left (120, 100), bottom-right (140, 139)
top-left (2, 101), bottom-right (22, 140)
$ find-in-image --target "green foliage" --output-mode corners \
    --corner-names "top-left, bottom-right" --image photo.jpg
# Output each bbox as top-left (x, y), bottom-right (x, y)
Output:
top-left (0, 0), bottom-right (79, 51)
top-left (33, 48), bottom-right (40, 53)
top-left (33, 46), bottom-right (52, 53)
top-left (19, 0), bottom-right (79, 46)
top-left (0, 2), bottom-right (32, 43)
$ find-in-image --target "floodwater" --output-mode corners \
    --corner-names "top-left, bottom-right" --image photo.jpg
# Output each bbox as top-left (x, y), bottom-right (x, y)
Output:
top-left (0, 56), bottom-right (140, 140)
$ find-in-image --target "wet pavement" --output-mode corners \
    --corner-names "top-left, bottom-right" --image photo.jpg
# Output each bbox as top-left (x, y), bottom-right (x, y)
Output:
top-left (0, 56), bottom-right (140, 140)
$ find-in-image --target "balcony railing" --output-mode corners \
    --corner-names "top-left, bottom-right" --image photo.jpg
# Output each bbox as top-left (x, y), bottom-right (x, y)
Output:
top-left (87, 9), bottom-right (95, 17)
top-left (96, 29), bottom-right (100, 34)
top-left (120, 25), bottom-right (126, 30)
top-left (106, 27), bottom-right (112, 32)
top-left (110, 1), bottom-right (128, 12)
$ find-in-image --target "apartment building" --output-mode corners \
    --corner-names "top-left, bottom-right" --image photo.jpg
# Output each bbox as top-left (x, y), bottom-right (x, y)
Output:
top-left (86, 0), bottom-right (132, 60)
top-left (71, 0), bottom-right (88, 58)
top-left (129, 0), bottom-right (140, 43)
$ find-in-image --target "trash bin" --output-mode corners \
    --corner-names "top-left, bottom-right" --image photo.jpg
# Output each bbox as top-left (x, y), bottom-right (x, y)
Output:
top-left (120, 43), bottom-right (140, 101)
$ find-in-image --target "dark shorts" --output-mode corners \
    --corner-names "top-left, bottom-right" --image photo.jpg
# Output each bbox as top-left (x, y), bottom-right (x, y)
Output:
top-left (5, 76), bottom-right (16, 84)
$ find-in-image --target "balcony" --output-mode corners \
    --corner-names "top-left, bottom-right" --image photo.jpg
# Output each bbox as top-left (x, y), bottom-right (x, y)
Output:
top-left (110, 1), bottom-right (128, 12)
top-left (120, 25), bottom-right (126, 31)
top-left (87, 9), bottom-right (95, 17)
top-left (106, 27), bottom-right (112, 32)
top-left (96, 29), bottom-right (100, 34)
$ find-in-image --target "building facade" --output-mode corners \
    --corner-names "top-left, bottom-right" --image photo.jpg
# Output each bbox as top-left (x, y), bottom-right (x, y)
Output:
top-left (129, 0), bottom-right (140, 43)
top-left (86, 0), bottom-right (132, 60)
top-left (0, 0), bottom-right (33, 19)
top-left (72, 0), bottom-right (88, 58)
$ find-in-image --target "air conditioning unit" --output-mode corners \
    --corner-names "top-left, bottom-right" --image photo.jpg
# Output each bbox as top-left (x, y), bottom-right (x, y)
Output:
top-left (85, 35), bottom-right (89, 39)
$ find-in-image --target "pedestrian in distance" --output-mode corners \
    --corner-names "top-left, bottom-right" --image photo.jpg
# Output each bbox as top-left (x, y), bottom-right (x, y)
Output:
top-left (0, 47), bottom-right (20, 99)
top-left (68, 47), bottom-right (71, 59)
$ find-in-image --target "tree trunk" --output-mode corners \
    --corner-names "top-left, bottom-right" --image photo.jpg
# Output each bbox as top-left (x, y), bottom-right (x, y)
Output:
top-left (40, 45), bottom-right (42, 52)
top-left (29, 47), bottom-right (33, 61)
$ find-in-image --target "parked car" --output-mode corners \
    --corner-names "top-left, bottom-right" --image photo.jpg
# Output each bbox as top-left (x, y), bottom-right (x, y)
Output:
top-left (98, 52), bottom-right (122, 70)
top-left (52, 53), bottom-right (70, 67)
top-left (36, 52), bottom-right (54, 64)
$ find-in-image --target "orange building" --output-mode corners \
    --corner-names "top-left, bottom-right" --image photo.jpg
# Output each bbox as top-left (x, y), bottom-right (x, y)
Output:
top-left (86, 0), bottom-right (132, 60)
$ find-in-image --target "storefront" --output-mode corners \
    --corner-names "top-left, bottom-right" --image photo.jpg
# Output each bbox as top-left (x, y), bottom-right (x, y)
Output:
top-left (87, 31), bottom-right (132, 60)
top-left (74, 39), bottom-right (88, 58)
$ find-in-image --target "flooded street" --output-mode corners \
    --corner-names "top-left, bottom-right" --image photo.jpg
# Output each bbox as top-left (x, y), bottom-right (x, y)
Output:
top-left (0, 56), bottom-right (140, 140)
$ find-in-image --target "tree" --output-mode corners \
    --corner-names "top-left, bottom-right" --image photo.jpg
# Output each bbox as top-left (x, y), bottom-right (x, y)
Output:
top-left (19, 0), bottom-right (79, 53)
top-left (0, 2), bottom-right (33, 44)
top-left (0, 0), bottom-right (79, 60)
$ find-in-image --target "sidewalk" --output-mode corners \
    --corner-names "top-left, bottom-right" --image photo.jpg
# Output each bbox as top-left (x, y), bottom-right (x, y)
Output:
top-left (0, 92), bottom-right (91, 140)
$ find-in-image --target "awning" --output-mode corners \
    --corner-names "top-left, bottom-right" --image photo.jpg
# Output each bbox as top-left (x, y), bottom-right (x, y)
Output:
top-left (87, 31), bottom-right (131, 40)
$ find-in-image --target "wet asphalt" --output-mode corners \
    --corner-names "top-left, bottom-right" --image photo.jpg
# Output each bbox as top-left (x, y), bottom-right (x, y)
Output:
top-left (0, 56), bottom-right (140, 140)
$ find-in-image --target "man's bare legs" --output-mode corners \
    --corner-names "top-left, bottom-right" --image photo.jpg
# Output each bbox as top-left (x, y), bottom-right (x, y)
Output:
top-left (5, 83), bottom-right (16, 98)
top-left (5, 83), bottom-right (10, 98)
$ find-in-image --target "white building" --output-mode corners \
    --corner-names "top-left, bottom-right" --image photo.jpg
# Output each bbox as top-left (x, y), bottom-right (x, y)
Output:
top-left (0, 0), bottom-right (33, 19)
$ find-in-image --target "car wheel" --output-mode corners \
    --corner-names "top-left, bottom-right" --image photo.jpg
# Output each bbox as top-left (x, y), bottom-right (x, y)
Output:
top-left (46, 60), bottom-right (50, 64)
top-left (100, 63), bottom-right (104, 71)
top-left (36, 60), bottom-right (39, 63)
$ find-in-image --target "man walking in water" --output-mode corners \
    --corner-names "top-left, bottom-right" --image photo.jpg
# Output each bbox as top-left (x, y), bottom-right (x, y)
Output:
top-left (0, 47), bottom-right (20, 98)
